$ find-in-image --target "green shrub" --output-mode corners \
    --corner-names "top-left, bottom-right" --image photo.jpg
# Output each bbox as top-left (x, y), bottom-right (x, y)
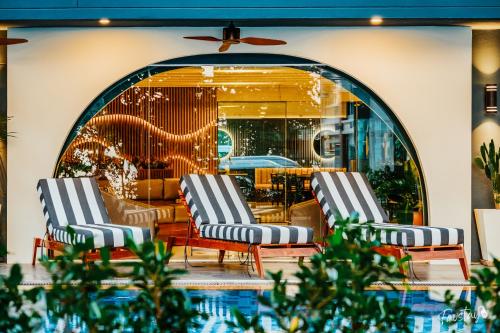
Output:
top-left (445, 258), bottom-right (500, 333)
top-left (230, 215), bottom-right (412, 333)
top-left (40, 228), bottom-right (205, 333)
top-left (0, 264), bottom-right (45, 333)
top-left (42, 239), bottom-right (125, 333)
top-left (121, 240), bottom-right (207, 333)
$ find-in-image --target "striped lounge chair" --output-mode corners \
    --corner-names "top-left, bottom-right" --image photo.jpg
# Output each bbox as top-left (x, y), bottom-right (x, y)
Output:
top-left (311, 172), bottom-right (469, 279)
top-left (32, 177), bottom-right (152, 264)
top-left (172, 174), bottom-right (319, 278)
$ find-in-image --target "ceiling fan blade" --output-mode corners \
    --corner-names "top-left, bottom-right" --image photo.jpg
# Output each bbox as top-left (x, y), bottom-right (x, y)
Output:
top-left (183, 36), bottom-right (222, 42)
top-left (0, 38), bottom-right (28, 46)
top-left (218, 42), bottom-right (231, 52)
top-left (239, 37), bottom-right (286, 46)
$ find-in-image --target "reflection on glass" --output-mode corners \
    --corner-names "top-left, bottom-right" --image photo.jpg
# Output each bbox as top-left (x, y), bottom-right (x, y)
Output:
top-left (56, 65), bottom-right (426, 236)
top-left (217, 129), bottom-right (233, 160)
top-left (313, 130), bottom-right (337, 160)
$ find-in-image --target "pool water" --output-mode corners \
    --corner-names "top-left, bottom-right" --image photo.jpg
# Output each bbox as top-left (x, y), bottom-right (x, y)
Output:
top-left (44, 289), bottom-right (486, 332)
top-left (189, 289), bottom-right (485, 333)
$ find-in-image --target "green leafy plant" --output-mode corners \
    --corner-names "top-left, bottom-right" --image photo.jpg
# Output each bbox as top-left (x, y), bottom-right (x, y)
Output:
top-left (230, 215), bottom-right (412, 333)
top-left (121, 239), bottom-right (207, 333)
top-left (445, 258), bottom-right (500, 333)
top-left (0, 264), bottom-right (45, 333)
top-left (0, 115), bottom-right (15, 143)
top-left (34, 228), bottom-right (205, 333)
top-left (0, 115), bottom-right (12, 261)
top-left (57, 161), bottom-right (95, 178)
top-left (42, 234), bottom-right (125, 333)
top-left (367, 166), bottom-right (419, 223)
top-left (475, 139), bottom-right (500, 204)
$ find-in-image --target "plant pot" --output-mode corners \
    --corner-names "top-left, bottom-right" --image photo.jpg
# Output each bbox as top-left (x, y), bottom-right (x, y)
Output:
top-left (395, 210), bottom-right (413, 225)
top-left (474, 209), bottom-right (500, 264)
top-left (412, 211), bottom-right (423, 226)
top-left (495, 193), bottom-right (500, 209)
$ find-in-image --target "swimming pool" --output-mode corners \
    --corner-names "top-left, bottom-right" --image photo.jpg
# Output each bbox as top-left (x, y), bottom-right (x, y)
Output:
top-left (44, 289), bottom-right (485, 332)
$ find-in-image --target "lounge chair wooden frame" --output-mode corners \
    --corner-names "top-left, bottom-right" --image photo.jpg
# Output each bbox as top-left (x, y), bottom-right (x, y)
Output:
top-left (312, 192), bottom-right (470, 280)
top-left (32, 235), bottom-right (136, 265)
top-left (165, 190), bottom-right (320, 278)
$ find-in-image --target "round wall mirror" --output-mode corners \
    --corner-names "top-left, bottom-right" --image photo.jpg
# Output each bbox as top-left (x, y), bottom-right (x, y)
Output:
top-left (218, 129), bottom-right (233, 160)
top-left (313, 130), bottom-right (337, 159)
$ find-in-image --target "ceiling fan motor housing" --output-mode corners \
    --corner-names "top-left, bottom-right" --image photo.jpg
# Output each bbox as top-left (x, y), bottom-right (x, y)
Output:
top-left (223, 26), bottom-right (240, 41)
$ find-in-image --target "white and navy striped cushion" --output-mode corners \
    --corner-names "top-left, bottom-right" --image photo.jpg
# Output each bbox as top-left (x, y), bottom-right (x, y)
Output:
top-left (311, 172), bottom-right (389, 226)
top-left (181, 174), bottom-right (314, 244)
top-left (199, 224), bottom-right (314, 245)
top-left (37, 177), bottom-right (152, 247)
top-left (37, 177), bottom-right (111, 227)
top-left (52, 224), bottom-right (151, 248)
top-left (180, 174), bottom-right (256, 228)
top-left (312, 172), bottom-right (464, 246)
top-left (356, 223), bottom-right (464, 247)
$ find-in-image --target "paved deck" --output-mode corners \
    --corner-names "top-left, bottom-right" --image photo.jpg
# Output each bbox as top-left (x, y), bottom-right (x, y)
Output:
top-left (1, 248), bottom-right (477, 289)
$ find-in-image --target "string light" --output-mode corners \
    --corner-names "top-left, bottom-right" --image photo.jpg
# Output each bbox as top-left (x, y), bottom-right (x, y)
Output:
top-left (87, 115), bottom-right (217, 142)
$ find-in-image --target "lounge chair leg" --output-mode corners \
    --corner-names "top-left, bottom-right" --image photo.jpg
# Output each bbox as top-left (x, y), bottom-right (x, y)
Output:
top-left (32, 238), bottom-right (42, 266)
top-left (458, 246), bottom-right (470, 280)
top-left (396, 249), bottom-right (408, 278)
top-left (376, 246), bottom-right (408, 278)
top-left (399, 262), bottom-right (408, 277)
top-left (165, 237), bottom-right (174, 264)
top-left (253, 246), bottom-right (264, 278)
top-left (218, 250), bottom-right (225, 264)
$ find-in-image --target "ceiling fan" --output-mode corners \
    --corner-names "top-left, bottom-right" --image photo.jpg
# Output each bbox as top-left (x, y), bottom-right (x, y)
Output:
top-left (0, 38), bottom-right (28, 46)
top-left (183, 22), bottom-right (286, 52)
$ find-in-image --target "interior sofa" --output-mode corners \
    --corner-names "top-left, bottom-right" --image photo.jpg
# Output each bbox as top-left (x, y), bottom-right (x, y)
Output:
top-left (288, 199), bottom-right (323, 240)
top-left (131, 179), bottom-right (187, 220)
top-left (98, 177), bottom-right (190, 238)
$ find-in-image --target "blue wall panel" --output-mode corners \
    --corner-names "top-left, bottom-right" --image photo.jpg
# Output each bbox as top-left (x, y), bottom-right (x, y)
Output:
top-left (0, 0), bottom-right (76, 9)
top-left (1, 0), bottom-right (500, 21)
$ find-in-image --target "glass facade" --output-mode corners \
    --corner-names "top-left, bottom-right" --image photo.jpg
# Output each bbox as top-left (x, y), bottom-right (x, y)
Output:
top-left (56, 57), bottom-right (426, 240)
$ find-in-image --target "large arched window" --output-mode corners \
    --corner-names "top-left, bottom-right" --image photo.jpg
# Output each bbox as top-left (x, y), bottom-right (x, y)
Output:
top-left (56, 54), bottom-right (427, 231)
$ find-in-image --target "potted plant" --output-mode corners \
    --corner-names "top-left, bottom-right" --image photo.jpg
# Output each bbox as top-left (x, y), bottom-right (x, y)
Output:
top-left (394, 192), bottom-right (418, 225)
top-left (367, 166), bottom-right (419, 224)
top-left (230, 216), bottom-right (412, 332)
top-left (475, 139), bottom-right (500, 209)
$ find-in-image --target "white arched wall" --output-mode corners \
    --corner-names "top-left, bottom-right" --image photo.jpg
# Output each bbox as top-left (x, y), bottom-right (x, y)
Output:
top-left (7, 27), bottom-right (471, 263)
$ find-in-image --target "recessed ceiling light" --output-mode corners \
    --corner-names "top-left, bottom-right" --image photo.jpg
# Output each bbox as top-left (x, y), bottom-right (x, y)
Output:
top-left (370, 16), bottom-right (383, 25)
top-left (99, 18), bottom-right (111, 25)
top-left (465, 21), bottom-right (500, 30)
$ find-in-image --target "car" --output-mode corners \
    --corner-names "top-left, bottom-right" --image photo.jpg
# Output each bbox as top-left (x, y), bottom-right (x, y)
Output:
top-left (218, 155), bottom-right (300, 170)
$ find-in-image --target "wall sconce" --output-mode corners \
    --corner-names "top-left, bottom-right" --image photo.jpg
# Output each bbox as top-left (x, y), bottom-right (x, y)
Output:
top-left (485, 84), bottom-right (497, 113)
